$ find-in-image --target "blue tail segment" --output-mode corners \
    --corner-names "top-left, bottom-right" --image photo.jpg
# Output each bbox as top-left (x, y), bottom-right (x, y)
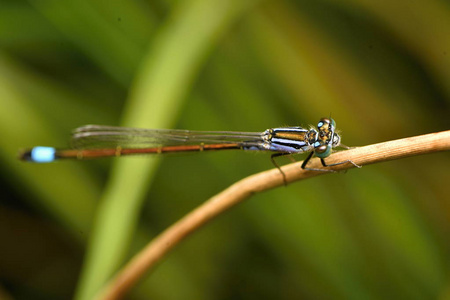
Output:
top-left (20, 147), bottom-right (56, 163)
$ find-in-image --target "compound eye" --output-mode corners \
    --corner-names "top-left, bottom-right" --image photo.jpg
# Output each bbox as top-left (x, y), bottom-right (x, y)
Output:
top-left (317, 118), bottom-right (330, 129)
top-left (330, 118), bottom-right (336, 128)
top-left (315, 144), bottom-right (327, 154)
top-left (320, 118), bottom-right (331, 124)
top-left (315, 144), bottom-right (332, 158)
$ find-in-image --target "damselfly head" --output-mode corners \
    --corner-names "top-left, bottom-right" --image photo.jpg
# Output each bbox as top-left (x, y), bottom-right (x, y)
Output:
top-left (313, 118), bottom-right (339, 158)
top-left (316, 118), bottom-right (335, 143)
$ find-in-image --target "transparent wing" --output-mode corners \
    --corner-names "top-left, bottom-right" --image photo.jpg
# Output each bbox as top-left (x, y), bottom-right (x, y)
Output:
top-left (71, 125), bottom-right (265, 149)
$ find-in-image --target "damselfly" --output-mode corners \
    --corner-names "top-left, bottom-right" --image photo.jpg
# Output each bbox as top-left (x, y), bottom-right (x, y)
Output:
top-left (19, 118), bottom-right (360, 181)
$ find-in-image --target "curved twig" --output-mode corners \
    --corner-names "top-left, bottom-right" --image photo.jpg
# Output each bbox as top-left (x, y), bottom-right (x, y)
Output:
top-left (95, 130), bottom-right (450, 300)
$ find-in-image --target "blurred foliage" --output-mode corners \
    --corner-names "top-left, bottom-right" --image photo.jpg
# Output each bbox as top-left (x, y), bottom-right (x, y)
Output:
top-left (0, 0), bottom-right (449, 299)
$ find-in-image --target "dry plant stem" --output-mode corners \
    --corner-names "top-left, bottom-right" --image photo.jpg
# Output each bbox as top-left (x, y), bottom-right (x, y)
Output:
top-left (96, 130), bottom-right (450, 300)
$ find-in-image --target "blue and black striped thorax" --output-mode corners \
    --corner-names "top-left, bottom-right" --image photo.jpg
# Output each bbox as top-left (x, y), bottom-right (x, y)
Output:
top-left (262, 118), bottom-right (341, 158)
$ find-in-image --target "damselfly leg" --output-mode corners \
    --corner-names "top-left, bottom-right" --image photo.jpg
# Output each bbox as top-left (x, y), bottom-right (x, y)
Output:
top-left (270, 153), bottom-right (297, 184)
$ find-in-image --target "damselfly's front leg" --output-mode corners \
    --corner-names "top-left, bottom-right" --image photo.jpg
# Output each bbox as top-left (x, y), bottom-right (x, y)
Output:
top-left (301, 151), bottom-right (361, 172)
top-left (320, 158), bottom-right (361, 169)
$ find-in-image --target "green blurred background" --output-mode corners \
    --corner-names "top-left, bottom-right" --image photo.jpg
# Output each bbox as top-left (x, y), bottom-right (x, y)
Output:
top-left (1, 0), bottom-right (449, 299)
